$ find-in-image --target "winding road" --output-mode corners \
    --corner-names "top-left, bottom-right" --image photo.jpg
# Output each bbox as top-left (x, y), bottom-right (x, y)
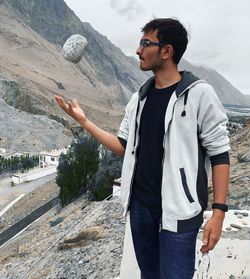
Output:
top-left (0, 173), bottom-right (56, 211)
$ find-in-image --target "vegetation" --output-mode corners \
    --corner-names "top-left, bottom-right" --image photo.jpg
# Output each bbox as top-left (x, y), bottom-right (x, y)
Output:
top-left (0, 154), bottom-right (39, 175)
top-left (93, 147), bottom-right (122, 201)
top-left (56, 132), bottom-right (99, 207)
top-left (56, 131), bottom-right (123, 207)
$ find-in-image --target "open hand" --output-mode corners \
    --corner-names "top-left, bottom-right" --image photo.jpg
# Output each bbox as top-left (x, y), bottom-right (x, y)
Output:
top-left (54, 95), bottom-right (87, 124)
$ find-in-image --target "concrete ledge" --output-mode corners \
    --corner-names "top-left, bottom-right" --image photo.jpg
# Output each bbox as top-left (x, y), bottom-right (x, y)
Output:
top-left (119, 210), bottom-right (250, 279)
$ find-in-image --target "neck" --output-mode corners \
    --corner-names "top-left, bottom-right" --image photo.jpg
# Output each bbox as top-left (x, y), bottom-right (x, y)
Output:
top-left (153, 64), bottom-right (181, 89)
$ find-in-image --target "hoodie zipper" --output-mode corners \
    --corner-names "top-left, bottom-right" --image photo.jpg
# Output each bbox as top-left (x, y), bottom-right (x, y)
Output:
top-left (125, 133), bottom-right (140, 214)
top-left (160, 88), bottom-right (192, 205)
top-left (124, 99), bottom-right (141, 215)
top-left (161, 89), bottom-right (189, 167)
top-left (132, 100), bottom-right (140, 154)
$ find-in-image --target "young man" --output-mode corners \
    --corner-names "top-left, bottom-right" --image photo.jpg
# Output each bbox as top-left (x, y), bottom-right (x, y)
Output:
top-left (55, 18), bottom-right (230, 279)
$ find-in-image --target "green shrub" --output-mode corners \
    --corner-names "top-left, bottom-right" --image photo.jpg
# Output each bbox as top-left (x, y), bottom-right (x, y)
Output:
top-left (56, 132), bottom-right (99, 207)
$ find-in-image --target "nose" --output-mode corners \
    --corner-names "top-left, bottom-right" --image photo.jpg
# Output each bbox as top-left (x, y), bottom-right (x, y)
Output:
top-left (136, 46), bottom-right (143, 56)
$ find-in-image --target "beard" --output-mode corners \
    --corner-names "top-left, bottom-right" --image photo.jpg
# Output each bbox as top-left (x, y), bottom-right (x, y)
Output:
top-left (139, 58), bottom-right (164, 72)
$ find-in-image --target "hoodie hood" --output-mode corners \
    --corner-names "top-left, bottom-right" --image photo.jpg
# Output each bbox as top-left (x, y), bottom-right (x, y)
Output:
top-left (138, 71), bottom-right (204, 100)
top-left (175, 71), bottom-right (202, 97)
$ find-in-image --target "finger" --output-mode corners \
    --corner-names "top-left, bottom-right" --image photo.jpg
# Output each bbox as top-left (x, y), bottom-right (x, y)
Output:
top-left (207, 234), bottom-right (219, 250)
top-left (200, 227), bottom-right (211, 253)
top-left (55, 95), bottom-right (67, 107)
top-left (71, 99), bottom-right (78, 107)
top-left (200, 235), bottom-right (218, 253)
top-left (54, 95), bottom-right (63, 103)
top-left (68, 102), bottom-right (73, 112)
top-left (200, 244), bottom-right (209, 254)
top-left (202, 228), bottom-right (210, 245)
top-left (200, 243), bottom-right (214, 254)
top-left (200, 239), bottom-right (211, 253)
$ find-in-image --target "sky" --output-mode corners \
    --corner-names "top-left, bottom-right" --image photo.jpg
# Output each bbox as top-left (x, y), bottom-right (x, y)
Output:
top-left (64, 0), bottom-right (250, 95)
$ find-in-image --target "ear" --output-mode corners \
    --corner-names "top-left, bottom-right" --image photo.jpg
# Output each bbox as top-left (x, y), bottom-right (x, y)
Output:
top-left (162, 44), bottom-right (174, 60)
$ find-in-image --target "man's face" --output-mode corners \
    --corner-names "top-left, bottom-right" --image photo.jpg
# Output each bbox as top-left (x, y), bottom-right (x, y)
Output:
top-left (136, 29), bottom-right (164, 72)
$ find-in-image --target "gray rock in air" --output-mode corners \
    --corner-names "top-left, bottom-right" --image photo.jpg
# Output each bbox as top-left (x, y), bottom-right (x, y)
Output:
top-left (62, 34), bottom-right (87, 63)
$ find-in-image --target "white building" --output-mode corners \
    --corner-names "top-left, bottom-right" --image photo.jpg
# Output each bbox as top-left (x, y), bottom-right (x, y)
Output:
top-left (39, 147), bottom-right (68, 168)
top-left (12, 147), bottom-right (69, 185)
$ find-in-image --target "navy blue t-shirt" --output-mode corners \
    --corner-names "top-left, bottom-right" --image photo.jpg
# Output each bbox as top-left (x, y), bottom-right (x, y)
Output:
top-left (131, 82), bottom-right (178, 212)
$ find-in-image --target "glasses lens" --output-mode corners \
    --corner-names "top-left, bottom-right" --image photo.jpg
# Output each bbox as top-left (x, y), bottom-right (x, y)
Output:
top-left (140, 39), bottom-right (150, 48)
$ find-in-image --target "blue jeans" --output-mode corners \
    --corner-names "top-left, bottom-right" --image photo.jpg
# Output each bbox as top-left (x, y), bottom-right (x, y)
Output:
top-left (129, 198), bottom-right (199, 279)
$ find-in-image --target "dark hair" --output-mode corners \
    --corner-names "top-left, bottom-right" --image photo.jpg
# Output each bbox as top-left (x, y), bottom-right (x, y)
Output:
top-left (142, 18), bottom-right (188, 64)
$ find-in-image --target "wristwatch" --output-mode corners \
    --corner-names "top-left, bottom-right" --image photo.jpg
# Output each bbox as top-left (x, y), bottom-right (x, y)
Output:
top-left (212, 203), bottom-right (228, 212)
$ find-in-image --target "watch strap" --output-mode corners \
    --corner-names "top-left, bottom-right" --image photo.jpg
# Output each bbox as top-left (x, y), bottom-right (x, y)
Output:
top-left (212, 203), bottom-right (228, 212)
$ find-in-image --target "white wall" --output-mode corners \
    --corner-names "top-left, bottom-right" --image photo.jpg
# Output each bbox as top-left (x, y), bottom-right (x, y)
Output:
top-left (12, 166), bottom-right (57, 185)
top-left (113, 186), bottom-right (121, 198)
top-left (120, 214), bottom-right (140, 279)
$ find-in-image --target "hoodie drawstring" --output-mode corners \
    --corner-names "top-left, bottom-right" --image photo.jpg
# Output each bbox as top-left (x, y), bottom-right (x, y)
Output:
top-left (181, 89), bottom-right (189, 117)
top-left (132, 88), bottom-right (189, 155)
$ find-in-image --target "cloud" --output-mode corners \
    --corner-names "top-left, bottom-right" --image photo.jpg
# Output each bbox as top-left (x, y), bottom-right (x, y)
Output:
top-left (109, 0), bottom-right (145, 21)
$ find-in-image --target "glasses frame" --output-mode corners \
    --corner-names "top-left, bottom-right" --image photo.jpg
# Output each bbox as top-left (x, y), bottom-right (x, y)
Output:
top-left (139, 39), bottom-right (165, 49)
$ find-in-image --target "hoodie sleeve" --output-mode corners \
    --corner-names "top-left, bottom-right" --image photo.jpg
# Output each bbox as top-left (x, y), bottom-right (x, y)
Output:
top-left (196, 84), bottom-right (230, 157)
top-left (117, 103), bottom-right (129, 146)
top-left (117, 94), bottom-right (136, 147)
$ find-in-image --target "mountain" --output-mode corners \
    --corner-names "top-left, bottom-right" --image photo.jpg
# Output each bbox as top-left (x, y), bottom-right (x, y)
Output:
top-left (0, 0), bottom-right (249, 154)
top-left (179, 60), bottom-right (250, 106)
top-left (0, 0), bottom-right (150, 153)
top-left (2, 0), bottom-right (149, 105)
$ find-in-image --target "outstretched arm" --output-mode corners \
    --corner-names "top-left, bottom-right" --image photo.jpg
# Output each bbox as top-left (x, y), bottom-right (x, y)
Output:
top-left (54, 95), bottom-right (125, 156)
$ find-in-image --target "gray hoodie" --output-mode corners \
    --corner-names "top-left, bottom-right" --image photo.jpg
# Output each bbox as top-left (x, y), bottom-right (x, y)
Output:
top-left (118, 71), bottom-right (230, 232)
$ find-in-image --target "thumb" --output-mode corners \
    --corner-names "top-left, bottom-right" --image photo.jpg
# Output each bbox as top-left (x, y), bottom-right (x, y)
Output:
top-left (72, 99), bottom-right (78, 107)
top-left (202, 228), bottom-right (209, 245)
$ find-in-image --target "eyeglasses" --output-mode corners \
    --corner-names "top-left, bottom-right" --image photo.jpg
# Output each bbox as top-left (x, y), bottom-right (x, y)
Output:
top-left (139, 39), bottom-right (164, 49)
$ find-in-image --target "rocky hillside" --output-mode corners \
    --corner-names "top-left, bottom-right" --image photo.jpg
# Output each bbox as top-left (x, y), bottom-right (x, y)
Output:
top-left (0, 98), bottom-right (72, 153)
top-left (0, 193), bottom-right (125, 279)
top-left (5, 0), bottom-right (249, 106)
top-left (228, 121), bottom-right (250, 209)
top-left (0, 122), bottom-right (249, 278)
top-left (0, 0), bottom-right (150, 154)
top-left (205, 121), bottom-right (250, 210)
top-left (4, 0), bottom-right (148, 101)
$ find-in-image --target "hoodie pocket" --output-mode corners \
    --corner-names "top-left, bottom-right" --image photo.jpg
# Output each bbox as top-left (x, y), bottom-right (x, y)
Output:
top-left (179, 168), bottom-right (194, 203)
